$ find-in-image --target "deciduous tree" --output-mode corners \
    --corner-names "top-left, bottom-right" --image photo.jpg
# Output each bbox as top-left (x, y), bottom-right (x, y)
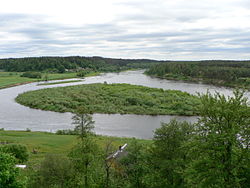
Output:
top-left (185, 90), bottom-right (250, 188)
top-left (0, 152), bottom-right (26, 188)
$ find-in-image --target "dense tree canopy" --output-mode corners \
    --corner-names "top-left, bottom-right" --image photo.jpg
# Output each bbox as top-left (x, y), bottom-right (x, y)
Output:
top-left (0, 56), bottom-right (161, 73)
top-left (146, 60), bottom-right (250, 88)
top-left (185, 90), bottom-right (250, 188)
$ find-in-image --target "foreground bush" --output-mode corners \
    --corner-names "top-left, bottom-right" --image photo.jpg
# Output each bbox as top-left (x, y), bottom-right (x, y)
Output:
top-left (0, 152), bottom-right (26, 188)
top-left (0, 144), bottom-right (29, 163)
top-left (28, 155), bottom-right (75, 188)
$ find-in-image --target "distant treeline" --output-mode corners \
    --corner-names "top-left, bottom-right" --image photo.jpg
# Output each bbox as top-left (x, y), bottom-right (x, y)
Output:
top-left (0, 56), bottom-right (161, 73)
top-left (146, 60), bottom-right (250, 87)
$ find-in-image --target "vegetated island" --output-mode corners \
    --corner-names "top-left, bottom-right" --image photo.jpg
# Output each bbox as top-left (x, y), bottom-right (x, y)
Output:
top-left (16, 83), bottom-right (200, 116)
top-left (145, 60), bottom-right (250, 89)
top-left (37, 79), bottom-right (83, 86)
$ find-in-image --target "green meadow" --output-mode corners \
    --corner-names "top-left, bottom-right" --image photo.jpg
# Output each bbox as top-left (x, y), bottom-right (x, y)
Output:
top-left (0, 72), bottom-right (36, 89)
top-left (0, 72), bottom-right (78, 89)
top-left (0, 130), bottom-right (150, 165)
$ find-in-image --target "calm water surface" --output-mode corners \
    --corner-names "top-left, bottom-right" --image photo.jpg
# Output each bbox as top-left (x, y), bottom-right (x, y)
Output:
top-left (0, 70), bottom-right (242, 139)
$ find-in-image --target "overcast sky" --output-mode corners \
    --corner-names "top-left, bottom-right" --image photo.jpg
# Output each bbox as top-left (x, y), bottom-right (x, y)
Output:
top-left (0, 0), bottom-right (249, 60)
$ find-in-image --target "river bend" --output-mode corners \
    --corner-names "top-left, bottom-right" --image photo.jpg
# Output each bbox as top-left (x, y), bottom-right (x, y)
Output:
top-left (0, 70), bottom-right (241, 139)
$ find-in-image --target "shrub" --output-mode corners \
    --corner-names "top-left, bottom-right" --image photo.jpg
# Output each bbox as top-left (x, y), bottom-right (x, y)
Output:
top-left (28, 154), bottom-right (75, 188)
top-left (0, 144), bottom-right (29, 163)
top-left (0, 152), bottom-right (26, 187)
top-left (76, 70), bottom-right (90, 77)
top-left (56, 129), bottom-right (77, 135)
top-left (21, 72), bottom-right (42, 78)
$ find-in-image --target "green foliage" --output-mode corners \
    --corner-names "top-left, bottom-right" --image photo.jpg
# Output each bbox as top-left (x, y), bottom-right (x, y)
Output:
top-left (76, 69), bottom-right (91, 77)
top-left (185, 90), bottom-right (250, 188)
top-left (0, 71), bottom-right (77, 89)
top-left (0, 56), bottom-right (160, 73)
top-left (0, 144), bottom-right (29, 163)
top-left (0, 72), bottom-right (35, 89)
top-left (42, 72), bottom-right (49, 81)
top-left (16, 83), bottom-right (200, 115)
top-left (149, 120), bottom-right (195, 187)
top-left (0, 152), bottom-right (26, 188)
top-left (3, 89), bottom-right (250, 187)
top-left (67, 111), bottom-right (103, 187)
top-left (72, 107), bottom-right (95, 139)
top-left (146, 61), bottom-right (250, 88)
top-left (120, 139), bottom-right (149, 188)
top-left (28, 154), bottom-right (75, 188)
top-left (69, 137), bottom-right (102, 187)
top-left (0, 130), bottom-right (147, 168)
top-left (57, 64), bottom-right (66, 73)
top-left (56, 129), bottom-right (78, 135)
top-left (21, 72), bottom-right (42, 79)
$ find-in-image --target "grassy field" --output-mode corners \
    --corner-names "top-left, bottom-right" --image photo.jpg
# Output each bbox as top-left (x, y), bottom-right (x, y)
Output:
top-left (16, 83), bottom-right (200, 115)
top-left (0, 130), bottom-right (150, 166)
top-left (0, 72), bottom-right (78, 89)
top-left (0, 72), bottom-right (36, 89)
top-left (41, 72), bottom-right (77, 80)
top-left (0, 72), bottom-right (100, 89)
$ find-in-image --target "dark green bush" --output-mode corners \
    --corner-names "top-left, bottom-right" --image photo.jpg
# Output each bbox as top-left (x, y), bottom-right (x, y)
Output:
top-left (21, 72), bottom-right (42, 79)
top-left (56, 129), bottom-right (78, 135)
top-left (0, 144), bottom-right (29, 163)
top-left (0, 152), bottom-right (26, 187)
top-left (28, 154), bottom-right (75, 188)
top-left (76, 69), bottom-right (90, 77)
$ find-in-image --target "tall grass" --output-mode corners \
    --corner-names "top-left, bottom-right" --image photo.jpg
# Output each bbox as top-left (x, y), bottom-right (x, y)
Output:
top-left (16, 83), bottom-right (200, 115)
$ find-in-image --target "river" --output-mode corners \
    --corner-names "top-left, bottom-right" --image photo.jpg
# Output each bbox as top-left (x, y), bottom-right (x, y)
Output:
top-left (0, 70), bottom-right (241, 139)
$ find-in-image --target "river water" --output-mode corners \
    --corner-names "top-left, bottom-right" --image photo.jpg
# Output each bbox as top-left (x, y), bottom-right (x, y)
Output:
top-left (0, 70), bottom-right (241, 139)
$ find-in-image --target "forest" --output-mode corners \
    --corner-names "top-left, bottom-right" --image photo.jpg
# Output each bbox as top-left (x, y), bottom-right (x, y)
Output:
top-left (146, 60), bottom-right (250, 88)
top-left (3, 57), bottom-right (250, 89)
top-left (0, 56), bottom-right (161, 89)
top-left (1, 91), bottom-right (250, 187)
top-left (0, 56), bottom-right (161, 73)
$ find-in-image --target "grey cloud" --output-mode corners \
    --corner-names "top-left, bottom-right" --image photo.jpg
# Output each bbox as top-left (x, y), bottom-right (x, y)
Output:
top-left (0, 13), bottom-right (30, 25)
top-left (0, 11), bottom-right (249, 60)
top-left (105, 32), bottom-right (192, 42)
